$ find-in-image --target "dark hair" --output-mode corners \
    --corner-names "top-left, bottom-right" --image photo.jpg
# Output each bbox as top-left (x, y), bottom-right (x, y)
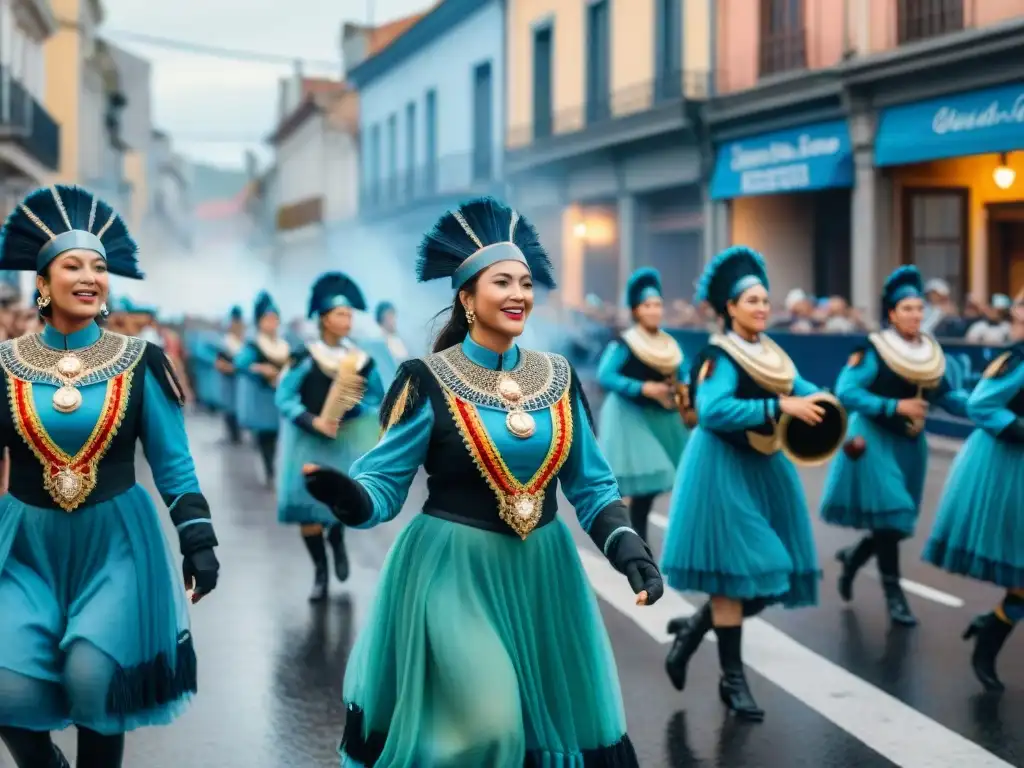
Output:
top-left (431, 276), bottom-right (478, 353)
top-left (35, 263), bottom-right (108, 324)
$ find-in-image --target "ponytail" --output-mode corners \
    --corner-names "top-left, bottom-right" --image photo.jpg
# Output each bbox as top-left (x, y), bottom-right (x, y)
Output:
top-left (431, 277), bottom-right (478, 353)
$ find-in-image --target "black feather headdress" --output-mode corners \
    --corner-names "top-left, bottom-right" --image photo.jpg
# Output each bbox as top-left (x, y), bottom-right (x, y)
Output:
top-left (0, 185), bottom-right (143, 278)
top-left (416, 197), bottom-right (556, 291)
top-left (307, 272), bottom-right (367, 318)
top-left (253, 291), bottom-right (279, 323)
top-left (229, 305), bottom-right (244, 322)
top-left (695, 246), bottom-right (769, 316)
top-left (626, 267), bottom-right (662, 308)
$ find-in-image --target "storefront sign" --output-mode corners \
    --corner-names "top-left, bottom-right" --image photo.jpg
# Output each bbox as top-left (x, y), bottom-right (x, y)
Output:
top-left (875, 81), bottom-right (1024, 167)
top-left (709, 120), bottom-right (853, 200)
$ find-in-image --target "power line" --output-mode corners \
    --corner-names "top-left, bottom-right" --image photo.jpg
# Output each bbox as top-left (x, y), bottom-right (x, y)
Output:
top-left (169, 135), bottom-right (270, 144)
top-left (100, 29), bottom-right (341, 70)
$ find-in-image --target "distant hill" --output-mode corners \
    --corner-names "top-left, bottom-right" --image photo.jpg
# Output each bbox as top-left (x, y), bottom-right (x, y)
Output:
top-left (188, 162), bottom-right (249, 205)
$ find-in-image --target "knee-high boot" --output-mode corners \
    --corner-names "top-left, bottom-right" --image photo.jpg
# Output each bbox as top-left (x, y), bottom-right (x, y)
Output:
top-left (836, 534), bottom-right (875, 602)
top-left (256, 431), bottom-right (277, 485)
top-left (302, 531), bottom-right (329, 602)
top-left (715, 625), bottom-right (764, 721)
top-left (77, 727), bottom-right (125, 768)
top-left (874, 530), bottom-right (916, 626)
top-left (0, 727), bottom-right (68, 768)
top-left (665, 599), bottom-right (765, 692)
top-left (964, 592), bottom-right (1021, 692)
top-left (326, 524), bottom-right (350, 582)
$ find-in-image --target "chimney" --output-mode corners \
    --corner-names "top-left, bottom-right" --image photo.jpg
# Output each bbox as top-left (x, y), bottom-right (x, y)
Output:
top-left (277, 77), bottom-right (289, 121)
top-left (341, 22), bottom-right (369, 76)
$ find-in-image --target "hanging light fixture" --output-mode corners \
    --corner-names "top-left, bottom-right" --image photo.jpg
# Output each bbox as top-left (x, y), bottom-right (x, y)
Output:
top-left (993, 152), bottom-right (1016, 190)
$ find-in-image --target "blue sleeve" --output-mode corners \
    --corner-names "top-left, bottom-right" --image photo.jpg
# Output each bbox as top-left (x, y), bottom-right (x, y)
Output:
top-left (836, 350), bottom-right (898, 418)
top-left (932, 371), bottom-right (969, 418)
top-left (966, 359), bottom-right (1024, 435)
top-left (233, 344), bottom-right (258, 378)
top-left (697, 357), bottom-right (779, 429)
top-left (792, 375), bottom-right (819, 397)
top-left (363, 364), bottom-right (386, 408)
top-left (140, 368), bottom-right (202, 507)
top-left (596, 342), bottom-right (643, 398)
top-left (558, 391), bottom-right (622, 533)
top-left (274, 357), bottom-right (317, 434)
top-left (349, 399), bottom-right (433, 529)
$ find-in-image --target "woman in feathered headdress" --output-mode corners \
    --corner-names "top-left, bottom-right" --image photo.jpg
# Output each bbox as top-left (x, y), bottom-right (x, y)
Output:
top-left (274, 272), bottom-right (384, 602)
top-left (213, 305), bottom-right (246, 443)
top-left (233, 290), bottom-right (288, 485)
top-left (660, 246), bottom-right (826, 721)
top-left (819, 265), bottom-right (967, 629)
top-left (923, 287), bottom-right (1024, 691)
top-left (0, 185), bottom-right (220, 767)
top-left (300, 197), bottom-right (662, 766)
top-left (595, 267), bottom-right (691, 543)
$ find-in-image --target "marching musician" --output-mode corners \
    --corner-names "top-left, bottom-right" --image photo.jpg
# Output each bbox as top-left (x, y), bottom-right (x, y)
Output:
top-left (660, 246), bottom-right (827, 722)
top-left (234, 291), bottom-right (288, 485)
top-left (275, 273), bottom-right (383, 602)
top-left (820, 266), bottom-right (967, 628)
top-left (924, 287), bottom-right (1024, 691)
top-left (596, 267), bottom-right (690, 543)
top-left (214, 306), bottom-right (246, 444)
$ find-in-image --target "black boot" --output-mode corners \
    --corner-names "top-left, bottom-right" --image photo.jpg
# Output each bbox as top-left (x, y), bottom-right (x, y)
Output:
top-left (225, 413), bottom-right (241, 444)
top-left (302, 532), bottom-right (329, 602)
top-left (875, 532), bottom-right (917, 626)
top-left (715, 625), bottom-right (764, 722)
top-left (963, 613), bottom-right (1013, 692)
top-left (629, 495), bottom-right (656, 544)
top-left (256, 431), bottom-right (277, 486)
top-left (0, 727), bottom-right (68, 767)
top-left (836, 535), bottom-right (875, 602)
top-left (77, 727), bottom-right (125, 768)
top-left (326, 524), bottom-right (350, 582)
top-left (665, 601), bottom-right (712, 691)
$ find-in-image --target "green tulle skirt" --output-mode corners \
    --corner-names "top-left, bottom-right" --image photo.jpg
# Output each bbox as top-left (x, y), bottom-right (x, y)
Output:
top-left (597, 393), bottom-right (687, 498)
top-left (339, 514), bottom-right (637, 767)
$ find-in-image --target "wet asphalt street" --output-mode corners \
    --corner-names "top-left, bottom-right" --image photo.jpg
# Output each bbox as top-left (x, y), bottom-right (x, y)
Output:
top-left (4, 412), bottom-right (1023, 768)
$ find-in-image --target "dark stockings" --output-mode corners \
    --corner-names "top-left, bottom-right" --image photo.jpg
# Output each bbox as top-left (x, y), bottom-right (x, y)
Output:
top-left (255, 431), bottom-right (277, 484)
top-left (0, 727), bottom-right (66, 767)
top-left (628, 495), bottom-right (656, 544)
top-left (302, 529), bottom-right (329, 603)
top-left (225, 412), bottom-right (241, 444)
top-left (836, 529), bottom-right (916, 626)
top-left (77, 727), bottom-right (125, 768)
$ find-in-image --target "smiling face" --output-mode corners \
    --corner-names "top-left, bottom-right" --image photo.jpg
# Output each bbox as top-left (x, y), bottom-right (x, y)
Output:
top-left (727, 283), bottom-right (770, 335)
top-left (888, 296), bottom-right (924, 337)
top-left (462, 260), bottom-right (534, 340)
top-left (36, 249), bottom-right (109, 324)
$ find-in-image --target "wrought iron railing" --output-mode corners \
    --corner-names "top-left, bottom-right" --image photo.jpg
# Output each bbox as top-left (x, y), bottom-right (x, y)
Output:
top-left (759, 28), bottom-right (807, 78)
top-left (897, 0), bottom-right (964, 44)
top-left (0, 66), bottom-right (60, 171)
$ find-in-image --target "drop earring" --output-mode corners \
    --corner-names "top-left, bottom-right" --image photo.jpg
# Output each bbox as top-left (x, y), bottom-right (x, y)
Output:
top-left (465, 307), bottom-right (476, 325)
top-left (100, 302), bottom-right (109, 317)
top-left (36, 293), bottom-right (50, 309)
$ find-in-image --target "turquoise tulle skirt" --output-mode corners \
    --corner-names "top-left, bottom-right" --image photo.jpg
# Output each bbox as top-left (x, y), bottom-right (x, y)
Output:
top-left (819, 414), bottom-right (926, 536)
top-left (660, 428), bottom-right (820, 608)
top-left (235, 374), bottom-right (278, 433)
top-left (0, 485), bottom-right (193, 734)
top-left (339, 514), bottom-right (635, 767)
top-left (276, 411), bottom-right (380, 525)
top-left (923, 430), bottom-right (1024, 588)
top-left (597, 393), bottom-right (687, 498)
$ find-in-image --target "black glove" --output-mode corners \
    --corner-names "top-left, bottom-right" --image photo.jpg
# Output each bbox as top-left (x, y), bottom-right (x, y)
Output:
top-left (999, 418), bottom-right (1024, 444)
top-left (607, 532), bottom-right (664, 605)
top-left (183, 548), bottom-right (219, 599)
top-left (304, 468), bottom-right (373, 526)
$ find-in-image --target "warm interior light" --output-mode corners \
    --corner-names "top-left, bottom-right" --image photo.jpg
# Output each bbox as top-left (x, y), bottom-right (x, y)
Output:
top-left (993, 152), bottom-right (1016, 190)
top-left (573, 221), bottom-right (588, 239)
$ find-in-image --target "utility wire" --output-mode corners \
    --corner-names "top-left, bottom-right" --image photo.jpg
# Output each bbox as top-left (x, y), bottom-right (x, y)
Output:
top-left (100, 29), bottom-right (341, 70)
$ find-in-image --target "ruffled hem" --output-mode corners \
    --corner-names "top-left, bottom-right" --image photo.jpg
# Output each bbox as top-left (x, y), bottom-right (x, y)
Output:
top-left (922, 540), bottom-right (1024, 589)
top-left (663, 567), bottom-right (820, 609)
top-left (819, 505), bottom-right (917, 536)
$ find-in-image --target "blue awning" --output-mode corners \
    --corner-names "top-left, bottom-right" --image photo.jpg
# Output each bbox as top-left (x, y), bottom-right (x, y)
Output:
top-left (875, 82), bottom-right (1024, 167)
top-left (709, 120), bottom-right (853, 201)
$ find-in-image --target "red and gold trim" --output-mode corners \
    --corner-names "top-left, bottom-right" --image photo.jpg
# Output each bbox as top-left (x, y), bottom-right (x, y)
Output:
top-left (446, 389), bottom-right (573, 539)
top-left (9, 370), bottom-right (135, 512)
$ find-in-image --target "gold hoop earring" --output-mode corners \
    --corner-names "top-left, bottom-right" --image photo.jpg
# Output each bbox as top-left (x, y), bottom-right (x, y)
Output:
top-left (36, 294), bottom-right (50, 309)
top-left (465, 308), bottom-right (476, 325)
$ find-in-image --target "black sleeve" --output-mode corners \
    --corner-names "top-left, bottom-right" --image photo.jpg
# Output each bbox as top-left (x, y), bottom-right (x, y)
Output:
top-left (170, 492), bottom-right (219, 554)
top-left (142, 342), bottom-right (186, 406)
top-left (378, 359), bottom-right (427, 431)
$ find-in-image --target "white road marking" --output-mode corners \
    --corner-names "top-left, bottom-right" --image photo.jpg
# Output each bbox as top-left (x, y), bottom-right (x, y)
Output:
top-left (648, 513), bottom-right (965, 609)
top-left (577, 548), bottom-right (1013, 768)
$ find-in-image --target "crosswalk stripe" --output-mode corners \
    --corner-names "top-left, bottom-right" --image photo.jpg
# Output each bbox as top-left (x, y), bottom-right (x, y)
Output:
top-left (577, 547), bottom-right (1013, 768)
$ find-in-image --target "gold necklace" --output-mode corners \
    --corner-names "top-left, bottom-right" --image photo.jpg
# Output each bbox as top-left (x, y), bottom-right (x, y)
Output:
top-left (52, 351), bottom-right (85, 413)
top-left (496, 375), bottom-right (535, 438)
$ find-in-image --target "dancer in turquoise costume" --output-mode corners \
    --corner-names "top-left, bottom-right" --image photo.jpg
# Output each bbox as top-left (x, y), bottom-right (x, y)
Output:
top-left (597, 267), bottom-right (690, 542)
top-left (923, 287), bottom-right (1024, 691)
top-left (660, 246), bottom-right (825, 722)
top-left (214, 306), bottom-right (246, 443)
top-left (234, 291), bottom-right (288, 485)
top-left (0, 185), bottom-right (220, 768)
top-left (820, 266), bottom-right (967, 627)
top-left (276, 272), bottom-right (384, 602)
top-left (372, 300), bottom-right (408, 388)
top-left (302, 197), bottom-right (662, 767)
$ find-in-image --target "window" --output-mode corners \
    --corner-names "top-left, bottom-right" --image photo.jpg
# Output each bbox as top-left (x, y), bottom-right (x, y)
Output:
top-left (472, 61), bottom-right (493, 182)
top-left (405, 101), bottom-right (416, 198)
top-left (655, 0), bottom-right (682, 102)
top-left (386, 113), bottom-right (397, 200)
top-left (368, 123), bottom-right (380, 204)
top-left (532, 25), bottom-right (553, 139)
top-left (897, 0), bottom-right (964, 44)
top-left (585, 0), bottom-right (610, 123)
top-left (759, 0), bottom-right (806, 78)
top-left (424, 89), bottom-right (437, 192)
top-left (903, 189), bottom-right (968, 301)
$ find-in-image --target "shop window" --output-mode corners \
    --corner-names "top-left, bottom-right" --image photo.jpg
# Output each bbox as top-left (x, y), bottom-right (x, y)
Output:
top-left (897, 0), bottom-right (964, 45)
top-left (759, 0), bottom-right (806, 78)
top-left (902, 188), bottom-right (968, 300)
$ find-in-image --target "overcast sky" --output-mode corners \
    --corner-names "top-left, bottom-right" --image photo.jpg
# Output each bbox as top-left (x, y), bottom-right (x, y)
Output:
top-left (101, 0), bottom-right (430, 170)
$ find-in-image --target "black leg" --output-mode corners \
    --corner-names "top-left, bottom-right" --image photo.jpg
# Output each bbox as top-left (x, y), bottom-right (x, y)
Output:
top-left (628, 495), bottom-right (656, 544)
top-left (835, 535), bottom-right (875, 602)
top-left (875, 530), bottom-right (916, 626)
top-left (256, 431), bottom-right (277, 484)
top-left (665, 600), bottom-right (713, 691)
top-left (326, 524), bottom-right (350, 582)
top-left (76, 727), bottom-right (125, 768)
top-left (715, 625), bottom-right (764, 722)
top-left (302, 530), bottom-right (329, 603)
top-left (0, 727), bottom-right (67, 767)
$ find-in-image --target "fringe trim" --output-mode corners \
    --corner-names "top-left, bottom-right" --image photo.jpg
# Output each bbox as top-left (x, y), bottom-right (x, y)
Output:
top-left (923, 540), bottom-right (1024, 589)
top-left (105, 630), bottom-right (197, 716)
top-left (341, 704), bottom-right (639, 767)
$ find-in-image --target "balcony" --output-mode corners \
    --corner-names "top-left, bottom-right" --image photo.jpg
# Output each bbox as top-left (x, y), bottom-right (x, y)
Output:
top-left (897, 0), bottom-right (964, 45)
top-left (506, 71), bottom-right (709, 175)
top-left (359, 151), bottom-right (501, 220)
top-left (759, 28), bottom-right (807, 79)
top-left (0, 66), bottom-right (60, 174)
top-left (275, 196), bottom-right (324, 231)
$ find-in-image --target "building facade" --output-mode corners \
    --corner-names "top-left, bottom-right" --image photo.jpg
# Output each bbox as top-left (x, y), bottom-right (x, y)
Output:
top-left (704, 0), bottom-right (1024, 319)
top-left (504, 0), bottom-right (712, 307)
top-left (107, 42), bottom-right (152, 232)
